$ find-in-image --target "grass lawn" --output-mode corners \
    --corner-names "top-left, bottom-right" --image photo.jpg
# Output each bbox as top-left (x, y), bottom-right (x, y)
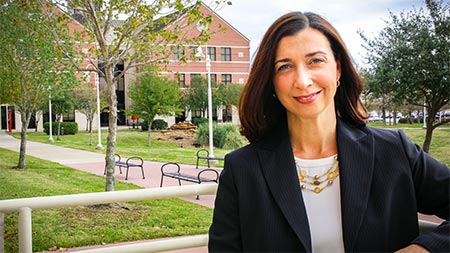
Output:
top-left (0, 148), bottom-right (213, 252)
top-left (12, 128), bottom-right (232, 168)
top-left (15, 124), bottom-right (449, 166)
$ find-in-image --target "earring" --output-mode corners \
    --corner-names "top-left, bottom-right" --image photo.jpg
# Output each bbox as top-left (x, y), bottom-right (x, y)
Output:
top-left (337, 80), bottom-right (341, 87)
top-left (272, 93), bottom-right (277, 98)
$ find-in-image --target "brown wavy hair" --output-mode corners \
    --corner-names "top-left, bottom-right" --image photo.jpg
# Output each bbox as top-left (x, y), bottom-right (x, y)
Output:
top-left (239, 12), bottom-right (368, 142)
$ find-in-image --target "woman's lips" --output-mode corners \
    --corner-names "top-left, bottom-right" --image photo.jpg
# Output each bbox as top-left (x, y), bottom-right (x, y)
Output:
top-left (294, 90), bottom-right (321, 104)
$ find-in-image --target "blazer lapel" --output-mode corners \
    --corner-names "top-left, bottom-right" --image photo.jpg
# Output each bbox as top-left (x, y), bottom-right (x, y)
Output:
top-left (256, 128), bottom-right (312, 252)
top-left (337, 119), bottom-right (375, 251)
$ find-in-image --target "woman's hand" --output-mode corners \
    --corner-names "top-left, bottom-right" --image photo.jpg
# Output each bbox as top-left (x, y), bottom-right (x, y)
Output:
top-left (394, 244), bottom-right (430, 253)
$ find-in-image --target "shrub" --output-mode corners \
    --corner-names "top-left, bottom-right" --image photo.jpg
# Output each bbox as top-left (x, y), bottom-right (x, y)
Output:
top-left (151, 119), bottom-right (168, 130)
top-left (43, 122), bottom-right (78, 135)
top-left (191, 117), bottom-right (208, 126)
top-left (140, 120), bottom-right (149, 131)
top-left (196, 123), bottom-right (247, 149)
top-left (141, 119), bottom-right (168, 131)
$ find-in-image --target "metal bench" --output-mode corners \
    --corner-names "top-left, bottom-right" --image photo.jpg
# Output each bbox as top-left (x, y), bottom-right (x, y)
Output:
top-left (104, 154), bottom-right (145, 180)
top-left (195, 149), bottom-right (224, 169)
top-left (160, 162), bottom-right (219, 199)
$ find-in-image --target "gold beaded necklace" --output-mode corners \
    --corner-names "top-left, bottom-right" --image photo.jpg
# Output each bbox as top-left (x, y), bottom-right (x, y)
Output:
top-left (295, 155), bottom-right (339, 194)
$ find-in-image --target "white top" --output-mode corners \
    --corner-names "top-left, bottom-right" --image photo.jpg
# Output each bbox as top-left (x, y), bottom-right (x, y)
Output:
top-left (295, 155), bottom-right (345, 253)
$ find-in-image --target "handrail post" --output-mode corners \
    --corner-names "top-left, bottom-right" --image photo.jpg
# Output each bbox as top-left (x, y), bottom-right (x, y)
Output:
top-left (18, 207), bottom-right (32, 253)
top-left (0, 212), bottom-right (4, 253)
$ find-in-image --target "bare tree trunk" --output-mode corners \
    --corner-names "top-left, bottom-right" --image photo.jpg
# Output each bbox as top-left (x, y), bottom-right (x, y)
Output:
top-left (422, 108), bottom-right (437, 153)
top-left (104, 66), bottom-right (118, 192)
top-left (56, 115), bottom-right (62, 141)
top-left (18, 111), bottom-right (32, 169)
top-left (89, 119), bottom-right (93, 146)
top-left (34, 112), bottom-right (41, 132)
top-left (147, 120), bottom-right (152, 147)
top-left (382, 106), bottom-right (386, 127)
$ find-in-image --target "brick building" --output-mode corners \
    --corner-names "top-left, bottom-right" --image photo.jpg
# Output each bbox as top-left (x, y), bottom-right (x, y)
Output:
top-left (157, 3), bottom-right (250, 125)
top-left (1, 2), bottom-right (250, 132)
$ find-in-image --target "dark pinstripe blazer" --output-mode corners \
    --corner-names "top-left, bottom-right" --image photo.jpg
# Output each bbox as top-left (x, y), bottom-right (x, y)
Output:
top-left (208, 119), bottom-right (450, 252)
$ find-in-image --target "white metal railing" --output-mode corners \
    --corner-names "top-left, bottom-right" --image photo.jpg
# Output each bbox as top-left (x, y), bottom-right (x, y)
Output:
top-left (0, 184), bottom-right (218, 253)
top-left (0, 184), bottom-right (439, 253)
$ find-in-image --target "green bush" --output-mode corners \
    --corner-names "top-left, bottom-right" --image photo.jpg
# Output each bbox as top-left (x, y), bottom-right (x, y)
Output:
top-left (140, 120), bottom-right (149, 131)
top-left (191, 117), bottom-right (208, 126)
top-left (151, 119), bottom-right (168, 130)
top-left (196, 123), bottom-right (246, 149)
top-left (43, 122), bottom-right (78, 135)
top-left (140, 119), bottom-right (168, 131)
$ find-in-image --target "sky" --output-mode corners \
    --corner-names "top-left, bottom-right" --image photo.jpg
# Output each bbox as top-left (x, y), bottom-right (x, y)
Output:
top-left (215, 0), bottom-right (427, 66)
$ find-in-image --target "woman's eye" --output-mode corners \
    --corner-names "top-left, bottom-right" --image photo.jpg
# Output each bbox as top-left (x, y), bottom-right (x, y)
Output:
top-left (311, 58), bottom-right (325, 64)
top-left (277, 64), bottom-right (290, 71)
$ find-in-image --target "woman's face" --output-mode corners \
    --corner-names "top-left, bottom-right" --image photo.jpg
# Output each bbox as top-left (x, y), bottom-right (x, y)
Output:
top-left (273, 28), bottom-right (341, 122)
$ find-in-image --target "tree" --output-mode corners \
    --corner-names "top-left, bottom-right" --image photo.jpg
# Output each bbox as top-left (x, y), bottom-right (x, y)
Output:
top-left (360, 0), bottom-right (450, 152)
top-left (51, 90), bottom-right (76, 140)
top-left (218, 82), bottom-right (243, 107)
top-left (42, 0), bottom-right (231, 191)
top-left (0, 1), bottom-right (78, 169)
top-left (127, 73), bottom-right (182, 146)
top-left (74, 80), bottom-right (109, 146)
top-left (183, 76), bottom-right (210, 117)
top-left (74, 80), bottom-right (99, 145)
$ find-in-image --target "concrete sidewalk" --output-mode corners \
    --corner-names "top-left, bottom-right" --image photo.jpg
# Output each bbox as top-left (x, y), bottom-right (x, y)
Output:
top-left (0, 131), bottom-right (218, 252)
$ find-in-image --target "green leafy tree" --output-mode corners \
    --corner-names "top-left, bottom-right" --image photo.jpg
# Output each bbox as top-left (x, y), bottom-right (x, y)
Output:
top-left (127, 73), bottom-right (182, 146)
top-left (73, 81), bottom-right (98, 145)
top-left (51, 90), bottom-right (76, 140)
top-left (73, 79), bottom-right (109, 146)
top-left (184, 76), bottom-right (210, 117)
top-left (360, 0), bottom-right (450, 152)
top-left (0, 1), bottom-right (78, 168)
top-left (218, 82), bottom-right (243, 107)
top-left (42, 0), bottom-right (231, 191)
top-left (183, 77), bottom-right (242, 120)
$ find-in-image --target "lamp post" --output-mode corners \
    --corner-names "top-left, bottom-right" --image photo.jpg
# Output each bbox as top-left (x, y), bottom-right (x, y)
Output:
top-left (196, 22), bottom-right (214, 158)
top-left (95, 73), bottom-right (103, 149)
top-left (48, 93), bottom-right (54, 142)
top-left (205, 45), bottom-right (214, 158)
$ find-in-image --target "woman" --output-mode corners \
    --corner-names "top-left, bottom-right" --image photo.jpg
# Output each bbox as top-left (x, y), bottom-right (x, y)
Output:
top-left (208, 12), bottom-right (450, 252)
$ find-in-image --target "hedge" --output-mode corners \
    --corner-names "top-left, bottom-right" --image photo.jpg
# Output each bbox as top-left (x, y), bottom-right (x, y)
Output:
top-left (140, 119), bottom-right (168, 131)
top-left (43, 122), bottom-right (78, 135)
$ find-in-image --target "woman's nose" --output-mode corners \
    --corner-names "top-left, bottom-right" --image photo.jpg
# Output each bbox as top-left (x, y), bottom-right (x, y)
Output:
top-left (294, 67), bottom-right (312, 89)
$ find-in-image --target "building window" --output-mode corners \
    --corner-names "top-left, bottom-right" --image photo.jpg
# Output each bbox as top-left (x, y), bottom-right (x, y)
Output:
top-left (190, 46), bottom-right (201, 61)
top-left (190, 73), bottom-right (201, 85)
top-left (172, 45), bottom-right (185, 61)
top-left (63, 111), bottom-right (76, 122)
top-left (221, 47), bottom-right (231, 61)
top-left (222, 74), bottom-right (232, 84)
top-left (210, 74), bottom-right (217, 84)
top-left (176, 73), bottom-right (185, 86)
top-left (208, 47), bottom-right (216, 61)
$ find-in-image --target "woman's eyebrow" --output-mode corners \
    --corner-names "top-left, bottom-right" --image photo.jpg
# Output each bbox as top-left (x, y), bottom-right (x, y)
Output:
top-left (275, 50), bottom-right (328, 65)
top-left (274, 58), bottom-right (290, 65)
top-left (305, 50), bottom-right (327, 57)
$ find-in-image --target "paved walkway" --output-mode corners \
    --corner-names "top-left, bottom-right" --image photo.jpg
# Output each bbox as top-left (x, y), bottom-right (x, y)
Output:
top-left (0, 131), bottom-right (218, 252)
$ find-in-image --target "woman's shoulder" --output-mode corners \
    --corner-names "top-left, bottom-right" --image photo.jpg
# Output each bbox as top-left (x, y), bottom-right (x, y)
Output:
top-left (359, 124), bottom-right (421, 152)
top-left (225, 141), bottom-right (258, 160)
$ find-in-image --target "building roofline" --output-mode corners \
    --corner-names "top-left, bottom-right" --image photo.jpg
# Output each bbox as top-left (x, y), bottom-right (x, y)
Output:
top-left (201, 2), bottom-right (250, 43)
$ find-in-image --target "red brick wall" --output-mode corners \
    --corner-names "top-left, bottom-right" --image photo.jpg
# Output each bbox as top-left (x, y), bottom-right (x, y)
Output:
top-left (163, 3), bottom-right (250, 86)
